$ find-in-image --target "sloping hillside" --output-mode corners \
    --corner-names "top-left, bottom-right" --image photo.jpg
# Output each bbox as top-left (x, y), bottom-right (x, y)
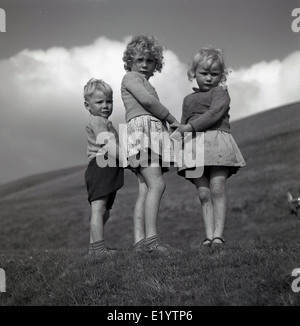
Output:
top-left (0, 102), bottom-right (299, 251)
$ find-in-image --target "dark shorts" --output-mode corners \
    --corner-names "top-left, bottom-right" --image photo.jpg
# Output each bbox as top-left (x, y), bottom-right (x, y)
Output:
top-left (85, 157), bottom-right (124, 209)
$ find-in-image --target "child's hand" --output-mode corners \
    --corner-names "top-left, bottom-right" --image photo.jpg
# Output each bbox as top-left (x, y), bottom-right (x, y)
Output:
top-left (170, 124), bottom-right (184, 141)
top-left (170, 124), bottom-right (193, 141)
top-left (97, 145), bottom-right (109, 160)
top-left (168, 120), bottom-right (181, 133)
top-left (98, 145), bottom-right (108, 155)
top-left (170, 130), bottom-right (182, 141)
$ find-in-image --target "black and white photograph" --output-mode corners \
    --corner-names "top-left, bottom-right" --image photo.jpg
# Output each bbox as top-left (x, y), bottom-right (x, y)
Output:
top-left (0, 0), bottom-right (300, 309)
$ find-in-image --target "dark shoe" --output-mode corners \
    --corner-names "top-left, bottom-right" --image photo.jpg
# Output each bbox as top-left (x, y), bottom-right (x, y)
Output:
top-left (131, 239), bottom-right (147, 252)
top-left (93, 248), bottom-right (117, 257)
top-left (211, 237), bottom-right (225, 246)
top-left (202, 238), bottom-right (212, 247)
top-left (148, 242), bottom-right (171, 253)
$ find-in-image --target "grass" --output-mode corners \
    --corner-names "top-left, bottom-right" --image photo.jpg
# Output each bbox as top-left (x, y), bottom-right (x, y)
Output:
top-left (0, 101), bottom-right (300, 306)
top-left (1, 245), bottom-right (299, 306)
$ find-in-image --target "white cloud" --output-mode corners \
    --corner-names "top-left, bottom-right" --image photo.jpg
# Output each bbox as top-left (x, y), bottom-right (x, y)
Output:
top-left (0, 37), bottom-right (299, 183)
top-left (228, 51), bottom-right (300, 120)
top-left (0, 37), bottom-right (189, 183)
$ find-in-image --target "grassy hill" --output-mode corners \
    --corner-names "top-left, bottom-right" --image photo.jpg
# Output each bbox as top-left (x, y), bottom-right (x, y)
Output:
top-left (0, 101), bottom-right (299, 306)
top-left (0, 101), bottom-right (299, 250)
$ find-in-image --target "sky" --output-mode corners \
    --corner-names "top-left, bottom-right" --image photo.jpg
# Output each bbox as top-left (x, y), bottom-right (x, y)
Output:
top-left (0, 0), bottom-right (299, 184)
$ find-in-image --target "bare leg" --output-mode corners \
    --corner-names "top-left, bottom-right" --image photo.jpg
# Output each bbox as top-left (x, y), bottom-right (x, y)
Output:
top-left (133, 172), bottom-right (148, 243)
top-left (140, 166), bottom-right (166, 238)
top-left (90, 197), bottom-right (108, 243)
top-left (194, 175), bottom-right (214, 242)
top-left (210, 167), bottom-right (229, 243)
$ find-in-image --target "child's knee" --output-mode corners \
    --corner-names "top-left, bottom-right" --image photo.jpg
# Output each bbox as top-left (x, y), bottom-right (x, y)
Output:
top-left (197, 188), bottom-right (211, 204)
top-left (91, 200), bottom-right (107, 214)
top-left (210, 183), bottom-right (226, 199)
top-left (148, 178), bottom-right (165, 195)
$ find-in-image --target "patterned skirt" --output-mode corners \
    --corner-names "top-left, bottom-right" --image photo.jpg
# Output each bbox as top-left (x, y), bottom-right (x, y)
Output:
top-left (123, 115), bottom-right (174, 172)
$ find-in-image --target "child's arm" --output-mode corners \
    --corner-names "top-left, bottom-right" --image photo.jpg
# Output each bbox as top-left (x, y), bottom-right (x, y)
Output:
top-left (170, 99), bottom-right (193, 140)
top-left (170, 124), bottom-right (193, 140)
top-left (187, 86), bottom-right (230, 132)
top-left (123, 73), bottom-right (179, 125)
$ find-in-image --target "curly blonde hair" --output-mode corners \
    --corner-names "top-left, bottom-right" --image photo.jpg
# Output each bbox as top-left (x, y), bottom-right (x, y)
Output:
top-left (122, 34), bottom-right (165, 73)
top-left (187, 46), bottom-right (229, 85)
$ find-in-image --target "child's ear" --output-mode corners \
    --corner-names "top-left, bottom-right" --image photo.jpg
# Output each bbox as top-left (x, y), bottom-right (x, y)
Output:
top-left (84, 101), bottom-right (90, 111)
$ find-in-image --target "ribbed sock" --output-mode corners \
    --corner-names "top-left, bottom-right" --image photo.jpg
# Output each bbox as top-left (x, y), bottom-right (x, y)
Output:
top-left (144, 235), bottom-right (159, 248)
top-left (132, 238), bottom-right (145, 249)
top-left (93, 240), bottom-right (106, 253)
top-left (88, 242), bottom-right (95, 254)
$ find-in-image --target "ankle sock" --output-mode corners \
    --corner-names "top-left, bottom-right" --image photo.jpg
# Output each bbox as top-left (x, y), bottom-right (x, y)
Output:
top-left (132, 238), bottom-right (145, 248)
top-left (93, 240), bottom-right (106, 253)
top-left (88, 242), bottom-right (95, 254)
top-left (144, 235), bottom-right (159, 248)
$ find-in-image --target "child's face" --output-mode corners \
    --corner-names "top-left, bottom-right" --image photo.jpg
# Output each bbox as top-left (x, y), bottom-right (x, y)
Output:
top-left (131, 52), bottom-right (156, 80)
top-left (195, 61), bottom-right (223, 91)
top-left (85, 89), bottom-right (113, 118)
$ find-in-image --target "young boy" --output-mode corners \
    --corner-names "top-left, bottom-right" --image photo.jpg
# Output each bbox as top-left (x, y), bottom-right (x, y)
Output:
top-left (84, 78), bottom-right (124, 256)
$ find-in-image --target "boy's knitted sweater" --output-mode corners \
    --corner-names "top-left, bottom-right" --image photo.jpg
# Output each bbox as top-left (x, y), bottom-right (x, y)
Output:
top-left (86, 115), bottom-right (119, 162)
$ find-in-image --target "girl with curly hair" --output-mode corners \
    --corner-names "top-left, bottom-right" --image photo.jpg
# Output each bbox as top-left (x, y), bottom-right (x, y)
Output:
top-left (121, 34), bottom-right (180, 253)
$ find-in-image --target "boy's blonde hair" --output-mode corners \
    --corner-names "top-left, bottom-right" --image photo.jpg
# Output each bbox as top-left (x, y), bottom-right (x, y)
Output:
top-left (122, 34), bottom-right (165, 73)
top-left (187, 46), bottom-right (228, 84)
top-left (83, 78), bottom-right (113, 101)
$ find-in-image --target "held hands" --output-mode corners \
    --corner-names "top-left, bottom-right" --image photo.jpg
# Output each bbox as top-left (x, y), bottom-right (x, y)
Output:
top-left (168, 120), bottom-right (181, 133)
top-left (170, 124), bottom-right (193, 141)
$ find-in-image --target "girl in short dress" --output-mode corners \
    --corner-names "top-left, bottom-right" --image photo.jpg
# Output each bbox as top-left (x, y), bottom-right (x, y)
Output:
top-left (172, 47), bottom-right (246, 247)
top-left (121, 34), bottom-right (180, 253)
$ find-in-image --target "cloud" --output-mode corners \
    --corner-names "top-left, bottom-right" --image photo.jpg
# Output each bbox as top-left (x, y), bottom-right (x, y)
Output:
top-left (0, 37), bottom-right (299, 183)
top-left (0, 37), bottom-right (189, 183)
top-left (228, 51), bottom-right (300, 120)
